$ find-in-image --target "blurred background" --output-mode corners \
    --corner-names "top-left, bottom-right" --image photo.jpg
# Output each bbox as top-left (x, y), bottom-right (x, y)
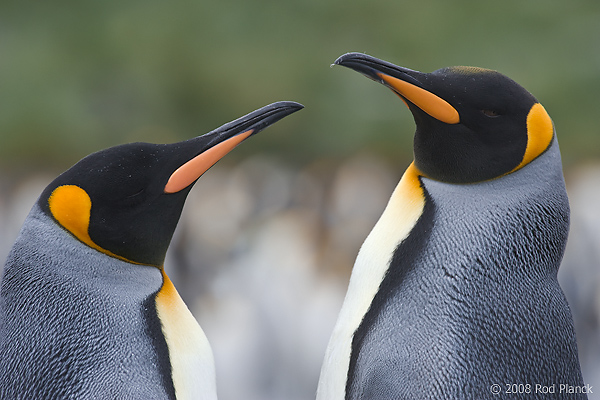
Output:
top-left (1, 0), bottom-right (599, 398)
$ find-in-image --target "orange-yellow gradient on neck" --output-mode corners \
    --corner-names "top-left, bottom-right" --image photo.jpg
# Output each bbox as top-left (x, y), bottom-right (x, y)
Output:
top-left (48, 185), bottom-right (140, 264)
top-left (378, 73), bottom-right (460, 125)
top-left (164, 130), bottom-right (254, 194)
top-left (156, 268), bottom-right (217, 397)
top-left (511, 103), bottom-right (554, 173)
top-left (156, 269), bottom-right (178, 308)
top-left (316, 162), bottom-right (425, 399)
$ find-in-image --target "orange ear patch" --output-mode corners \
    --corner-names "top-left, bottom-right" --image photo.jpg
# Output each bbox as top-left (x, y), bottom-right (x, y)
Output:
top-left (511, 103), bottom-right (554, 172)
top-left (48, 185), bottom-right (141, 264)
top-left (48, 185), bottom-right (96, 248)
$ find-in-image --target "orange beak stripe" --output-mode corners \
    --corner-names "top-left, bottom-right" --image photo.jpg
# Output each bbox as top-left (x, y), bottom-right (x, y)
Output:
top-left (378, 73), bottom-right (460, 125)
top-left (164, 130), bottom-right (254, 194)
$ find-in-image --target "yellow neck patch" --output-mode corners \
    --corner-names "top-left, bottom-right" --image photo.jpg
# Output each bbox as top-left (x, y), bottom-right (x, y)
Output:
top-left (317, 162), bottom-right (426, 399)
top-left (48, 185), bottom-right (138, 264)
top-left (510, 103), bottom-right (554, 173)
top-left (155, 269), bottom-right (217, 399)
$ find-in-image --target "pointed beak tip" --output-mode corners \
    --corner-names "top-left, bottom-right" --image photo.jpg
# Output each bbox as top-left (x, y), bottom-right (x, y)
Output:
top-left (273, 101), bottom-right (304, 115)
top-left (290, 101), bottom-right (305, 112)
top-left (267, 102), bottom-right (304, 127)
top-left (333, 52), bottom-right (368, 66)
top-left (333, 56), bottom-right (345, 66)
top-left (333, 54), bottom-right (350, 67)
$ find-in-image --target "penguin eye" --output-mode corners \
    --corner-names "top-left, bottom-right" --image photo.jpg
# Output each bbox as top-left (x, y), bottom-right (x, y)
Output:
top-left (125, 189), bottom-right (145, 199)
top-left (482, 109), bottom-right (500, 117)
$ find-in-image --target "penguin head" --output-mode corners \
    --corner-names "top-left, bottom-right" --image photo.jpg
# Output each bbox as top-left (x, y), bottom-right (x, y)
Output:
top-left (38, 102), bottom-right (303, 266)
top-left (334, 53), bottom-right (554, 183)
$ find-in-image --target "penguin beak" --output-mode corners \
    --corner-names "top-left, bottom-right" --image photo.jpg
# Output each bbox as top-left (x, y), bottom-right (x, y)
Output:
top-left (334, 53), bottom-right (460, 125)
top-left (164, 101), bottom-right (303, 194)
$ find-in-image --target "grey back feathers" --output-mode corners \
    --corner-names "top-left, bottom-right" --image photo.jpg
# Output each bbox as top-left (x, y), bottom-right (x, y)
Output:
top-left (346, 138), bottom-right (585, 399)
top-left (0, 205), bottom-right (174, 399)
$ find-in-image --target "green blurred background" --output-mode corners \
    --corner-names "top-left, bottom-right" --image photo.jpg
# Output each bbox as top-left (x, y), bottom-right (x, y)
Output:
top-left (2, 0), bottom-right (600, 169)
top-left (1, 1), bottom-right (599, 399)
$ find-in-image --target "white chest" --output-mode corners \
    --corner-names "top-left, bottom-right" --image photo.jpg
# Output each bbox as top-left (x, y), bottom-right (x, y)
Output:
top-left (316, 164), bottom-right (425, 400)
top-left (156, 272), bottom-right (217, 400)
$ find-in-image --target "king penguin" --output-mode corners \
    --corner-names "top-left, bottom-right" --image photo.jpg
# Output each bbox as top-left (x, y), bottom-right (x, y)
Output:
top-left (0, 101), bottom-right (302, 400)
top-left (317, 53), bottom-right (586, 400)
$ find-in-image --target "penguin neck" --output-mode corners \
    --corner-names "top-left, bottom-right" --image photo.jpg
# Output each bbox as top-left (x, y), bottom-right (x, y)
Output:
top-left (0, 205), bottom-right (173, 398)
top-left (342, 138), bottom-right (580, 395)
top-left (5, 204), bottom-right (166, 300)
top-left (155, 268), bottom-right (217, 400)
top-left (2, 205), bottom-right (218, 400)
top-left (317, 162), bottom-right (426, 400)
top-left (318, 138), bottom-right (580, 399)
top-left (376, 139), bottom-right (576, 385)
